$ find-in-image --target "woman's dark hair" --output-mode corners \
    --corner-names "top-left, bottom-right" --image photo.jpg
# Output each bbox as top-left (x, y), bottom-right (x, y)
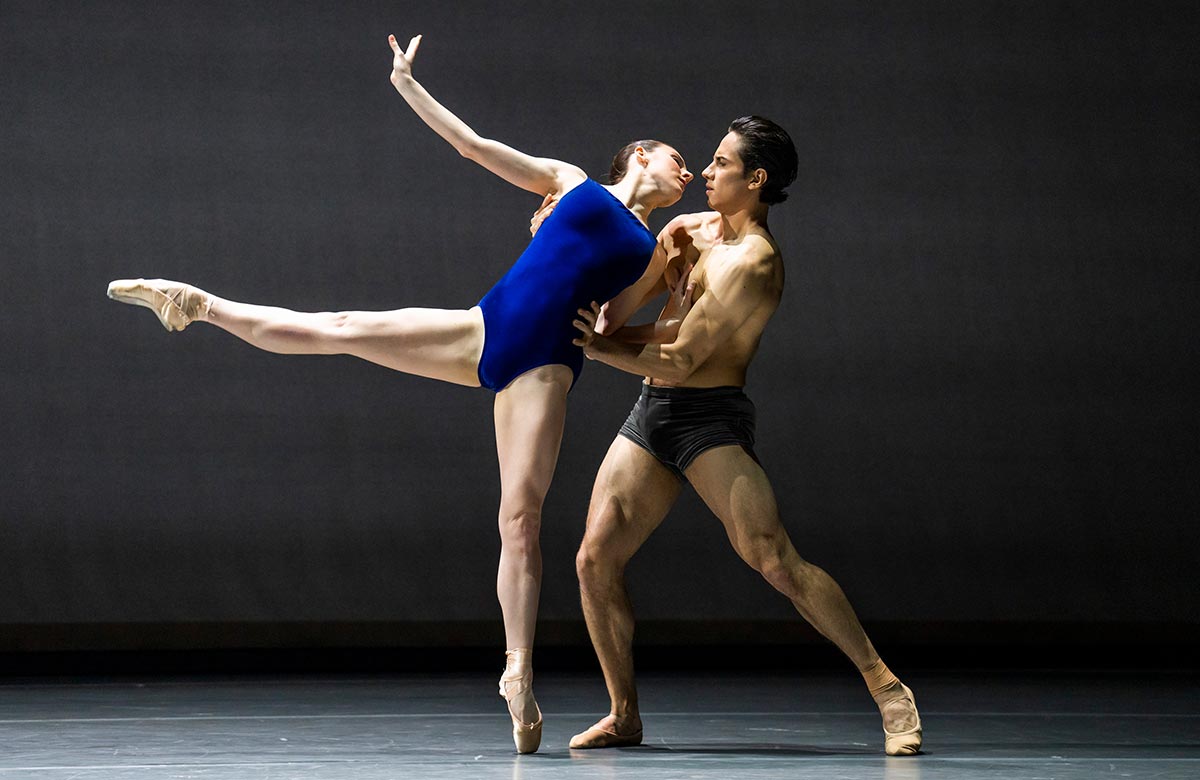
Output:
top-left (608, 139), bottom-right (663, 183)
top-left (727, 116), bottom-right (797, 205)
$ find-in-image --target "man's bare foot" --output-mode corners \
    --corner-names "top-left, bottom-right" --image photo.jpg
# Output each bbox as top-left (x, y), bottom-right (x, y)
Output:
top-left (568, 713), bottom-right (643, 749)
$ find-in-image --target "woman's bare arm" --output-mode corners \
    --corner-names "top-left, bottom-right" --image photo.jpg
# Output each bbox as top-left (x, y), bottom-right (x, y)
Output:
top-left (388, 34), bottom-right (585, 196)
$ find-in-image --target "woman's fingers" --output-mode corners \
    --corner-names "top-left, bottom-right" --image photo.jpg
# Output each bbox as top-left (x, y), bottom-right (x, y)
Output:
top-left (387, 33), bottom-right (420, 62)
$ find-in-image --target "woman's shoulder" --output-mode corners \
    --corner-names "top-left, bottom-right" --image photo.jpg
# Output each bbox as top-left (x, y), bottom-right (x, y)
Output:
top-left (551, 166), bottom-right (589, 198)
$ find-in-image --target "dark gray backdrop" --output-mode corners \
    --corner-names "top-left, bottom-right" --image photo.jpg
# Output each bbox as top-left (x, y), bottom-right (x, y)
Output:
top-left (2, 1), bottom-right (1196, 643)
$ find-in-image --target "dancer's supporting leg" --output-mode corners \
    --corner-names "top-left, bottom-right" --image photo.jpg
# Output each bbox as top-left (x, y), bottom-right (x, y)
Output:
top-left (491, 364), bottom-right (572, 753)
top-left (685, 445), bottom-right (922, 756)
top-left (571, 438), bottom-right (682, 748)
top-left (108, 279), bottom-right (483, 386)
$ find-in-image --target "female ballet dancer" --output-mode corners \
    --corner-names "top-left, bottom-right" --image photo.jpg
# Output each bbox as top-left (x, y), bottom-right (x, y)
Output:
top-left (107, 33), bottom-right (692, 753)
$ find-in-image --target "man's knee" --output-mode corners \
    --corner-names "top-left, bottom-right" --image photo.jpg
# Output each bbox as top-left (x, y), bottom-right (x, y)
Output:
top-left (576, 508), bottom-right (630, 587)
top-left (576, 541), bottom-right (624, 587)
top-left (741, 536), bottom-right (806, 596)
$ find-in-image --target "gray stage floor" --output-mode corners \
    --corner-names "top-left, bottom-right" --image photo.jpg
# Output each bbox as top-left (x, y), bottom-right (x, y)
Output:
top-left (1, 670), bottom-right (1196, 779)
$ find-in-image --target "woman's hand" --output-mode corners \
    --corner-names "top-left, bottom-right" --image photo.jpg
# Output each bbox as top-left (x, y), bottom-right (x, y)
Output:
top-left (661, 262), bottom-right (696, 322)
top-left (388, 33), bottom-right (422, 84)
top-left (572, 301), bottom-right (603, 354)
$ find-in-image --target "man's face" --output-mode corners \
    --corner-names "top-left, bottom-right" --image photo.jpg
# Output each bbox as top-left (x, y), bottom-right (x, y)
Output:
top-left (701, 131), bottom-right (754, 212)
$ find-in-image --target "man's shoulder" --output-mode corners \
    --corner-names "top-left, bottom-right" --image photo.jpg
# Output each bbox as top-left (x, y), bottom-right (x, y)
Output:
top-left (661, 211), bottom-right (719, 236)
top-left (713, 233), bottom-right (783, 300)
top-left (730, 232), bottom-right (782, 270)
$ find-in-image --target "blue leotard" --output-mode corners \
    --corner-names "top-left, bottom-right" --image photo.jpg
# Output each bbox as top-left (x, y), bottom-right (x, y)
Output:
top-left (476, 179), bottom-right (656, 391)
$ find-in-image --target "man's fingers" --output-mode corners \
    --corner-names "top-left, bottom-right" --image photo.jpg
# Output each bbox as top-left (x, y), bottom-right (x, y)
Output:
top-left (388, 34), bottom-right (401, 52)
top-left (407, 34), bottom-right (422, 59)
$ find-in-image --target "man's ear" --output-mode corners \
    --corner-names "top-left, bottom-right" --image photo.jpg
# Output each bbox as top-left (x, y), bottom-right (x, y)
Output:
top-left (747, 167), bottom-right (768, 191)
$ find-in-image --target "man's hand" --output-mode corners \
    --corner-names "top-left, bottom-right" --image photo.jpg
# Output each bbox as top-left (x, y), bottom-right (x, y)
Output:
top-left (388, 33), bottom-right (422, 84)
top-left (572, 301), bottom-right (603, 354)
top-left (529, 192), bottom-right (558, 236)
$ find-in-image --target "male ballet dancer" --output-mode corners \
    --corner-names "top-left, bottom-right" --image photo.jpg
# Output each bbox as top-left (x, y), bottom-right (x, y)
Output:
top-left (565, 116), bottom-right (922, 756)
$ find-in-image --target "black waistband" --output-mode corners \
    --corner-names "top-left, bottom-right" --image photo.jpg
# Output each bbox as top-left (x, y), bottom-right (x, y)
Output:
top-left (638, 383), bottom-right (747, 400)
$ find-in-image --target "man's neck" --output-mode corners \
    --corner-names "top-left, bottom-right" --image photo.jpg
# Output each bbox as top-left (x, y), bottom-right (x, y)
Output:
top-left (718, 201), bottom-right (769, 242)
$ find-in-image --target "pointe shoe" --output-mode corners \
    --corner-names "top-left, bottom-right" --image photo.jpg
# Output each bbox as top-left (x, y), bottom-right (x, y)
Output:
top-left (107, 278), bottom-right (210, 332)
top-left (568, 717), bottom-right (643, 749)
top-left (498, 648), bottom-right (542, 754)
top-left (882, 683), bottom-right (923, 756)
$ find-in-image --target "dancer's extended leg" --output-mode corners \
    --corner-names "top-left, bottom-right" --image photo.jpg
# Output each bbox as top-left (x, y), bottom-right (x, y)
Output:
top-left (108, 278), bottom-right (484, 386)
top-left (491, 364), bottom-right (572, 753)
top-left (685, 446), bottom-right (922, 755)
top-left (571, 437), bottom-right (682, 748)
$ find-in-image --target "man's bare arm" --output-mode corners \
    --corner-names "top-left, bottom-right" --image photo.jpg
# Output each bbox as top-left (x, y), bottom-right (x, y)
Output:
top-left (593, 243), bottom-right (669, 336)
top-left (595, 214), bottom-right (697, 335)
top-left (575, 246), bottom-right (777, 381)
top-left (604, 263), bottom-right (695, 344)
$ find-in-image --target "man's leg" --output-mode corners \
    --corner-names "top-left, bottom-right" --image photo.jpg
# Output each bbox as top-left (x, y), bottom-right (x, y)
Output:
top-left (570, 436), bottom-right (683, 748)
top-left (685, 445), bottom-right (922, 755)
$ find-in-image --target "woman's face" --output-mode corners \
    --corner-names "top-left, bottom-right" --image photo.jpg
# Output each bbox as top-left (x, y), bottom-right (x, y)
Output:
top-left (641, 145), bottom-right (693, 204)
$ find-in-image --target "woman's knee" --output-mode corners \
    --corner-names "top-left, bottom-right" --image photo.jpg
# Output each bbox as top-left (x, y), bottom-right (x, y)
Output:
top-left (498, 507), bottom-right (542, 551)
top-left (269, 310), bottom-right (357, 354)
top-left (320, 311), bottom-right (363, 347)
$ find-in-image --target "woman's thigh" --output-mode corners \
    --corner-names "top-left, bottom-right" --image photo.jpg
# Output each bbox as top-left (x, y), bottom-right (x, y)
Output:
top-left (492, 365), bottom-right (573, 510)
top-left (336, 306), bottom-right (485, 387)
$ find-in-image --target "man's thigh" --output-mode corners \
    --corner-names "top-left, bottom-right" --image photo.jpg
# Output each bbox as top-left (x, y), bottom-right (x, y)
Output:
top-left (583, 436), bottom-right (684, 562)
top-left (685, 444), bottom-right (786, 543)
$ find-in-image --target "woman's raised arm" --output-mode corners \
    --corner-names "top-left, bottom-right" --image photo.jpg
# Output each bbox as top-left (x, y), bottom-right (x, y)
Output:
top-left (388, 34), bottom-right (585, 197)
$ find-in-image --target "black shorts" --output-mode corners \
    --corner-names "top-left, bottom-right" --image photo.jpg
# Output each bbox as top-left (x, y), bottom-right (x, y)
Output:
top-left (618, 384), bottom-right (759, 481)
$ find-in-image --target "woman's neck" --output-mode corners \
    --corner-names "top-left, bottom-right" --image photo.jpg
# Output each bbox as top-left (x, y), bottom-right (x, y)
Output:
top-left (603, 174), bottom-right (656, 225)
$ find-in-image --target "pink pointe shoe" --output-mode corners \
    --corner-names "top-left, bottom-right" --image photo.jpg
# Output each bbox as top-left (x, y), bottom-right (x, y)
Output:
top-left (568, 716), bottom-right (643, 749)
top-left (498, 648), bottom-right (542, 754)
top-left (107, 278), bottom-right (210, 332)
top-left (882, 683), bottom-right (923, 756)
